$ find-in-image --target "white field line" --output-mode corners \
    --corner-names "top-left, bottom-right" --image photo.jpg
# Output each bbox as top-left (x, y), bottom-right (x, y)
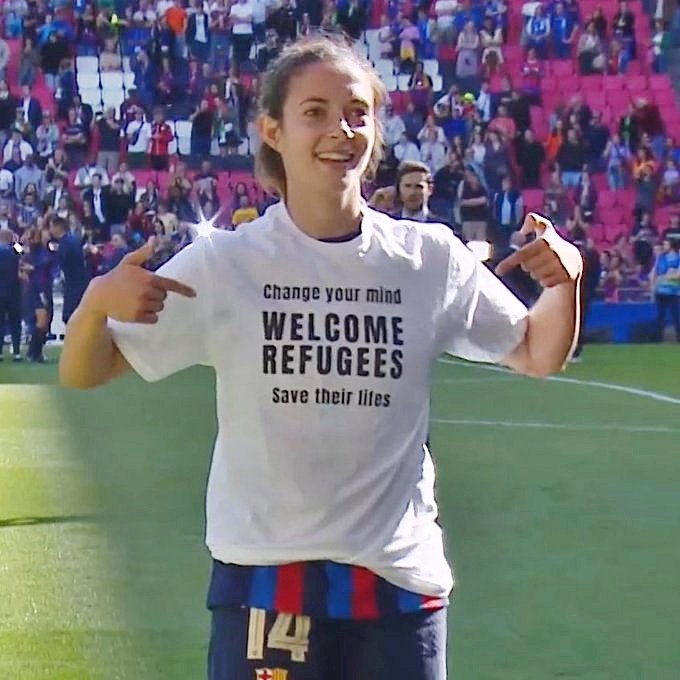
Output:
top-left (431, 417), bottom-right (680, 434)
top-left (436, 357), bottom-right (680, 406)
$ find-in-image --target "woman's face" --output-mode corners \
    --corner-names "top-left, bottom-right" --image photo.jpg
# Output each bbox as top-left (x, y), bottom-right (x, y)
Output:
top-left (259, 60), bottom-right (376, 198)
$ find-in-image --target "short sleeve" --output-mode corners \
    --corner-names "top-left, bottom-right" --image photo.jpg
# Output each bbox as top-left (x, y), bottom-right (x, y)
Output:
top-left (108, 238), bottom-right (212, 382)
top-left (437, 235), bottom-right (528, 364)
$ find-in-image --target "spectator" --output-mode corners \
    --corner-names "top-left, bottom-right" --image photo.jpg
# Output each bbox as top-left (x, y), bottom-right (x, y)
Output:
top-left (585, 111), bottom-right (610, 171)
top-left (212, 100), bottom-right (241, 155)
top-left (492, 175), bottom-right (523, 247)
top-left (55, 58), bottom-right (77, 119)
top-left (187, 3), bottom-right (211, 62)
top-left (469, 130), bottom-right (486, 165)
top-left (658, 159), bottom-right (680, 204)
top-left (18, 84), bottom-right (42, 132)
top-left (0, 228), bottom-right (22, 361)
top-left (209, 0), bottom-right (232, 72)
top-left (662, 214), bottom-right (680, 241)
top-left (62, 110), bottom-right (87, 170)
top-left (107, 176), bottom-right (136, 236)
top-left (652, 238), bottom-right (680, 340)
top-left (480, 16), bottom-right (504, 75)
top-left (34, 111), bottom-right (59, 167)
top-left (607, 38), bottom-right (628, 74)
top-left (483, 129), bottom-right (512, 193)
top-left (488, 104), bottom-right (516, 142)
top-left (557, 128), bottom-right (586, 188)
top-left (48, 216), bottom-right (90, 324)
top-left (407, 61), bottom-right (433, 116)
top-left (476, 80), bottom-right (493, 123)
top-left (231, 0), bottom-right (255, 66)
top-left (125, 108), bottom-right (152, 169)
top-left (100, 37), bottom-right (122, 71)
top-left (516, 128), bottom-right (545, 187)
top-left (75, 157), bottom-right (111, 192)
top-left (43, 172), bottom-right (70, 213)
top-left (394, 131), bottom-right (420, 163)
top-left (631, 210), bottom-right (658, 269)
top-left (0, 80), bottom-right (18, 142)
top-left (190, 99), bottom-right (214, 157)
top-left (575, 169), bottom-right (598, 222)
top-left (634, 163), bottom-right (657, 214)
top-left (577, 21), bottom-right (606, 74)
top-left (99, 233), bottom-right (129, 274)
top-left (16, 184), bottom-right (40, 235)
top-left (231, 193), bottom-right (260, 226)
top-left (394, 160), bottom-right (448, 224)
top-left (604, 133), bottom-right (631, 189)
top-left (95, 108), bottom-right (121, 176)
top-left (83, 173), bottom-right (111, 240)
top-left (520, 48), bottom-right (543, 102)
top-left (551, 2), bottom-right (576, 59)
top-left (458, 167), bottom-right (490, 241)
top-left (166, 0), bottom-right (188, 58)
top-left (420, 128), bottom-right (448, 175)
top-left (338, 0), bottom-right (367, 41)
top-left (398, 17), bottom-right (420, 71)
top-left (44, 148), bottom-right (69, 183)
top-left (545, 167), bottom-right (570, 223)
top-left (18, 37), bottom-right (41, 88)
top-left (591, 5), bottom-right (608, 40)
top-left (612, 0), bottom-right (635, 59)
top-left (148, 109), bottom-right (174, 171)
top-left (40, 31), bottom-right (70, 91)
top-left (525, 5), bottom-right (550, 59)
top-left (456, 21), bottom-right (480, 79)
top-left (0, 201), bottom-right (17, 233)
top-left (382, 103), bottom-right (406, 149)
top-left (3, 127), bottom-right (33, 164)
top-left (4, 144), bottom-right (24, 173)
top-left (619, 103), bottom-right (639, 152)
top-left (14, 154), bottom-right (43, 200)
top-left (651, 19), bottom-right (671, 73)
top-left (156, 56), bottom-right (176, 107)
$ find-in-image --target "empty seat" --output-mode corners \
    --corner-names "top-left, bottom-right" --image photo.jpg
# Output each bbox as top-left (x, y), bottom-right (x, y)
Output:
top-left (551, 60), bottom-right (574, 77)
top-left (79, 87), bottom-right (102, 108)
top-left (431, 74), bottom-right (443, 92)
top-left (423, 59), bottom-right (439, 77)
top-left (101, 71), bottom-right (124, 91)
top-left (374, 59), bottom-right (394, 78)
top-left (585, 91), bottom-right (606, 110)
top-left (397, 74), bottom-right (411, 91)
top-left (123, 71), bottom-right (135, 90)
top-left (102, 88), bottom-right (125, 110)
top-left (382, 74), bottom-right (397, 92)
top-left (522, 189), bottom-right (544, 211)
top-left (603, 75), bottom-right (625, 91)
top-left (76, 55), bottom-right (99, 73)
top-left (77, 72), bottom-right (100, 90)
top-left (650, 74), bottom-right (672, 90)
top-left (598, 190), bottom-right (616, 209)
top-left (625, 75), bottom-right (647, 92)
top-left (581, 75), bottom-right (603, 91)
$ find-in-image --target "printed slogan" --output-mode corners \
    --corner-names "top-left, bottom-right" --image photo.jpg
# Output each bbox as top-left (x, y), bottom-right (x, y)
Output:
top-left (261, 284), bottom-right (404, 408)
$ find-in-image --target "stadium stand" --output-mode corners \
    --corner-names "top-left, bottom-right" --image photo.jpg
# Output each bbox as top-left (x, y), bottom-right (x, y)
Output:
top-left (1, 0), bottom-right (680, 360)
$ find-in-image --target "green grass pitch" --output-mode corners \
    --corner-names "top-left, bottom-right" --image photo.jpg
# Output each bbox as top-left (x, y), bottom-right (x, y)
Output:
top-left (1, 345), bottom-right (679, 679)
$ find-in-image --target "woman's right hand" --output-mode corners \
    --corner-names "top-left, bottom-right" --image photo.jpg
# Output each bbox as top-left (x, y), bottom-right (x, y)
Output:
top-left (80, 238), bottom-right (196, 324)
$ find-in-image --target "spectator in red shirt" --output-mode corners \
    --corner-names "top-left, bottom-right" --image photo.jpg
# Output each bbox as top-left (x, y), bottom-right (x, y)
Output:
top-left (148, 109), bottom-right (174, 171)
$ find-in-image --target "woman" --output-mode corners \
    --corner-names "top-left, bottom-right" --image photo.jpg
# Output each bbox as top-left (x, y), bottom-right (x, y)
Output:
top-left (456, 21), bottom-right (480, 80)
top-left (59, 36), bottom-right (582, 680)
top-left (44, 148), bottom-right (69, 183)
top-left (604, 133), bottom-right (631, 189)
top-left (407, 61), bottom-right (433, 116)
top-left (18, 36), bottom-right (41, 87)
top-left (651, 238), bottom-right (680, 340)
top-left (35, 111), bottom-right (60, 167)
top-left (577, 21), bottom-right (606, 74)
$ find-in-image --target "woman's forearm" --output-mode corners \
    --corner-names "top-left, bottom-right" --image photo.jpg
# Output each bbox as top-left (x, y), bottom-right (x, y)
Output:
top-left (508, 278), bottom-right (581, 377)
top-left (59, 287), bottom-right (129, 389)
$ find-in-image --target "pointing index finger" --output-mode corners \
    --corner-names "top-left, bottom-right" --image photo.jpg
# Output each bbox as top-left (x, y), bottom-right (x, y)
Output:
top-left (151, 274), bottom-right (197, 298)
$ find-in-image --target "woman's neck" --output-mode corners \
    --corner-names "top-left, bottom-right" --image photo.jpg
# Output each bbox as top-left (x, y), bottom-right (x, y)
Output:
top-left (285, 187), bottom-right (363, 241)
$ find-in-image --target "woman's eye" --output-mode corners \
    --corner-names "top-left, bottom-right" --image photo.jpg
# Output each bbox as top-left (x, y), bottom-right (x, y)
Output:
top-left (305, 108), bottom-right (323, 118)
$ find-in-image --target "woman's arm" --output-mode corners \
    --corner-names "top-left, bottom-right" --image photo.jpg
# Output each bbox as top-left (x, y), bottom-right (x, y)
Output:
top-left (59, 240), bottom-right (196, 389)
top-left (496, 214), bottom-right (583, 377)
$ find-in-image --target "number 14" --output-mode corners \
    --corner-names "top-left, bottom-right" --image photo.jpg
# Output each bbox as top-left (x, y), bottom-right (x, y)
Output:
top-left (247, 608), bottom-right (311, 663)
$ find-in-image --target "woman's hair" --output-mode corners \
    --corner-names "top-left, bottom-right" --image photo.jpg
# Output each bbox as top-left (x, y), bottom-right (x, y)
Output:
top-left (255, 35), bottom-right (387, 197)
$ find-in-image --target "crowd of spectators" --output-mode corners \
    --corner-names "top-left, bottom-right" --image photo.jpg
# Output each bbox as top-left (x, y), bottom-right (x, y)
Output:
top-left (1, 0), bottom-right (680, 360)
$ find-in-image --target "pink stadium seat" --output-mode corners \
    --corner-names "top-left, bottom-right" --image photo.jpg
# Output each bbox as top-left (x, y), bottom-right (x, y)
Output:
top-left (588, 222), bottom-right (605, 242)
top-left (655, 90), bottom-right (677, 108)
top-left (581, 75), bottom-right (603, 92)
top-left (625, 61), bottom-right (642, 76)
top-left (625, 75), bottom-right (648, 93)
top-left (617, 189), bottom-right (636, 211)
top-left (650, 74), bottom-right (673, 91)
top-left (606, 206), bottom-right (626, 225)
top-left (603, 75), bottom-right (625, 91)
top-left (607, 90), bottom-right (630, 113)
top-left (551, 61), bottom-right (575, 77)
top-left (522, 189), bottom-right (544, 211)
top-left (592, 173), bottom-right (607, 192)
top-left (585, 91), bottom-right (606, 111)
top-left (541, 76), bottom-right (557, 92)
top-left (604, 222), bottom-right (629, 242)
top-left (598, 190), bottom-right (616, 209)
top-left (559, 74), bottom-right (579, 93)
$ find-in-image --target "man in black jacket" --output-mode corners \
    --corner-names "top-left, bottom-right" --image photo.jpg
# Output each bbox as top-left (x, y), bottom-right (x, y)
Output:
top-left (0, 227), bottom-right (22, 361)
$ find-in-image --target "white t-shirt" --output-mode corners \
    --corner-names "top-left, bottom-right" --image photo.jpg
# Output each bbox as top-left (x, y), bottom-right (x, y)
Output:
top-left (125, 120), bottom-right (151, 153)
top-left (230, 1), bottom-right (254, 34)
top-left (109, 202), bottom-right (528, 598)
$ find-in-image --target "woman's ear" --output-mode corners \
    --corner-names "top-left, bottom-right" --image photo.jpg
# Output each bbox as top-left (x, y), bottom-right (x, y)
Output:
top-left (257, 113), bottom-right (280, 151)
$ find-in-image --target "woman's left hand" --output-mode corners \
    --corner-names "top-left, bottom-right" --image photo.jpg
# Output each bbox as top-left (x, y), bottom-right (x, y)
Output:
top-left (494, 212), bottom-right (583, 288)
